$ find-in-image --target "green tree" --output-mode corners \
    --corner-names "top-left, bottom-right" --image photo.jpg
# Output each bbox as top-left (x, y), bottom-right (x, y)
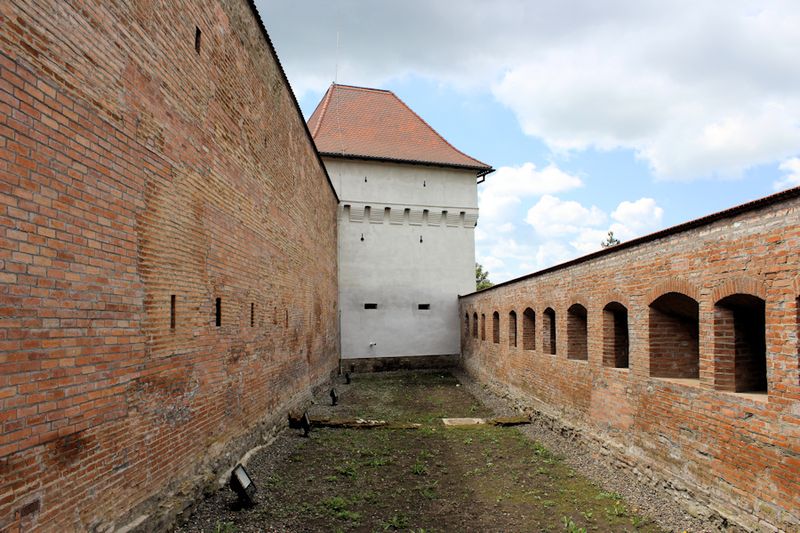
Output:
top-left (601, 230), bottom-right (621, 248)
top-left (476, 262), bottom-right (494, 290)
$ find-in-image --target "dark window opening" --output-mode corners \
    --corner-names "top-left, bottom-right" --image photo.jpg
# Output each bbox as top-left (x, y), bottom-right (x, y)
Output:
top-left (481, 313), bottom-right (486, 341)
top-left (567, 304), bottom-right (588, 361)
top-left (195, 27), bottom-right (202, 53)
top-left (215, 297), bottom-right (221, 327)
top-left (492, 311), bottom-right (500, 344)
top-left (649, 292), bottom-right (699, 379)
top-left (473, 312), bottom-right (478, 338)
top-left (508, 310), bottom-right (517, 348)
top-left (714, 294), bottom-right (766, 393)
top-left (250, 302), bottom-right (255, 327)
top-left (602, 302), bottom-right (629, 368)
top-left (543, 307), bottom-right (556, 355)
top-left (418, 304), bottom-right (430, 310)
top-left (170, 294), bottom-right (176, 329)
top-left (364, 303), bottom-right (378, 310)
top-left (522, 308), bottom-right (535, 351)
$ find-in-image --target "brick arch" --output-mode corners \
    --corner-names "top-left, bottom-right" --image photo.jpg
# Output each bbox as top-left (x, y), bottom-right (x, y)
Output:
top-left (646, 278), bottom-right (700, 304)
top-left (710, 276), bottom-right (767, 303)
top-left (599, 290), bottom-right (630, 310)
top-left (792, 274), bottom-right (800, 296)
top-left (567, 294), bottom-right (590, 310)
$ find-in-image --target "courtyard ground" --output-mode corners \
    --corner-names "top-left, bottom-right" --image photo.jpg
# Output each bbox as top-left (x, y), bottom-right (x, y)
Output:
top-left (175, 371), bottom-right (669, 532)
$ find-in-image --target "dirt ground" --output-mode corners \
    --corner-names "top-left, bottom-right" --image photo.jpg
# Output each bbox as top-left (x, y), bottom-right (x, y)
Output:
top-left (175, 372), bottom-right (663, 532)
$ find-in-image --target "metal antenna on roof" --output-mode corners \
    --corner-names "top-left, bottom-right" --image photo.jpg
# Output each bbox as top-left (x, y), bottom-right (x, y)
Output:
top-left (334, 30), bottom-right (340, 85)
top-left (333, 5), bottom-right (345, 157)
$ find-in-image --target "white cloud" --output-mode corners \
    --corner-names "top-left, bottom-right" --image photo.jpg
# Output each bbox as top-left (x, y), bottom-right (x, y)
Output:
top-left (478, 162), bottom-right (583, 225)
top-left (516, 196), bottom-right (666, 270)
top-left (525, 195), bottom-right (606, 236)
top-left (261, 0), bottom-right (800, 181)
top-left (478, 255), bottom-right (505, 273)
top-left (570, 228), bottom-right (611, 255)
top-left (609, 198), bottom-right (664, 239)
top-left (534, 241), bottom-right (576, 270)
top-left (773, 157), bottom-right (800, 191)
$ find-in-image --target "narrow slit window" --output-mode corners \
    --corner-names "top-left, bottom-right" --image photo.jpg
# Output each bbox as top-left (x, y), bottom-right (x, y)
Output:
top-left (215, 297), bottom-right (221, 327)
top-left (364, 303), bottom-right (378, 310)
top-left (418, 304), bottom-right (430, 310)
top-left (250, 302), bottom-right (255, 327)
top-left (170, 295), bottom-right (176, 329)
top-left (195, 27), bottom-right (202, 53)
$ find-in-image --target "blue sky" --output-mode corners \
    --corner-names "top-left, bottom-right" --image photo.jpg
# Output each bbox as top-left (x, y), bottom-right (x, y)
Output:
top-left (257, 0), bottom-right (800, 283)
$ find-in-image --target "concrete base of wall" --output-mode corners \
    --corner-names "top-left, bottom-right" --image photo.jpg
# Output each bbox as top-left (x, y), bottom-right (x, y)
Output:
top-left (340, 354), bottom-right (460, 373)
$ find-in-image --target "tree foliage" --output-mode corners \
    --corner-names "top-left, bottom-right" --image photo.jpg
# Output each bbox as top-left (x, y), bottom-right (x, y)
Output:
top-left (601, 230), bottom-right (621, 248)
top-left (476, 262), bottom-right (494, 290)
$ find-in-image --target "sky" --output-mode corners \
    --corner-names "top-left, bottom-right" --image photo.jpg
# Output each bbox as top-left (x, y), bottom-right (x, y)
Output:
top-left (255, 0), bottom-right (800, 284)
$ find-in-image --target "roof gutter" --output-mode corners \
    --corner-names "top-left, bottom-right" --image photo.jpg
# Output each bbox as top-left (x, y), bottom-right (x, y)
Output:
top-left (320, 151), bottom-right (494, 178)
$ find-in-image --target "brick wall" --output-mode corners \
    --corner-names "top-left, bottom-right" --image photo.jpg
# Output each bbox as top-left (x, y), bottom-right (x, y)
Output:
top-left (0, 0), bottom-right (339, 530)
top-left (461, 190), bottom-right (800, 531)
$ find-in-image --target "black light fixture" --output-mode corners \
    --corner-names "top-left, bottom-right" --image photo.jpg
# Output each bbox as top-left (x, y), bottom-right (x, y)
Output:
top-left (229, 463), bottom-right (257, 507)
top-left (419, 235), bottom-right (423, 243)
top-left (301, 411), bottom-right (312, 437)
top-left (330, 388), bottom-right (339, 406)
top-left (344, 372), bottom-right (351, 384)
top-left (360, 233), bottom-right (365, 242)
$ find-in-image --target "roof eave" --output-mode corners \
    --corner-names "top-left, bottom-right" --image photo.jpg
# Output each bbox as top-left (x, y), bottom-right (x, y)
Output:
top-left (319, 151), bottom-right (494, 177)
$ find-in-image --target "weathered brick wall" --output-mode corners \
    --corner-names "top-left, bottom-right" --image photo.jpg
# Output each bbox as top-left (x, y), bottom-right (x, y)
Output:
top-left (461, 190), bottom-right (800, 531)
top-left (0, 0), bottom-right (339, 530)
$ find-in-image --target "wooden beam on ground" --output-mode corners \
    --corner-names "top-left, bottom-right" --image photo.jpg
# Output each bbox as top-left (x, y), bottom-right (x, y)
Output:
top-left (309, 417), bottom-right (421, 429)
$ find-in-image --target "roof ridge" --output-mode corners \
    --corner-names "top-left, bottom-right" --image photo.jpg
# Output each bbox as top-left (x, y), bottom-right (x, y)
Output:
top-left (333, 83), bottom-right (392, 94)
top-left (308, 83), bottom-right (334, 138)
top-left (386, 90), bottom-right (491, 169)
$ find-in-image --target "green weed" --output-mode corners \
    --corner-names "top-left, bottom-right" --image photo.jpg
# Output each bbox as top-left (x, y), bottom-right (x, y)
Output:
top-left (335, 464), bottom-right (357, 478)
top-left (213, 522), bottom-right (236, 533)
top-left (410, 461), bottom-right (428, 475)
top-left (561, 516), bottom-right (587, 533)
top-left (382, 513), bottom-right (409, 530)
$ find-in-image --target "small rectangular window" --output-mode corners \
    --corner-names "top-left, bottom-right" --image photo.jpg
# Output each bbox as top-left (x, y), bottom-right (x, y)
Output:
top-left (170, 295), bottom-right (176, 329)
top-left (418, 304), bottom-right (430, 310)
top-left (215, 297), bottom-right (221, 327)
top-left (195, 27), bottom-right (202, 53)
top-left (250, 302), bottom-right (255, 327)
top-left (364, 303), bottom-right (378, 310)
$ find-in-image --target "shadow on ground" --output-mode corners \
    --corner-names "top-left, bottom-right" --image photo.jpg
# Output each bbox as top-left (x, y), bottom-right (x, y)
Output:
top-left (175, 371), bottom-right (661, 533)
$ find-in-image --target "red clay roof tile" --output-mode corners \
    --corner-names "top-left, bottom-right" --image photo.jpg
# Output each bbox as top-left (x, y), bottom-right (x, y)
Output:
top-left (308, 84), bottom-right (492, 173)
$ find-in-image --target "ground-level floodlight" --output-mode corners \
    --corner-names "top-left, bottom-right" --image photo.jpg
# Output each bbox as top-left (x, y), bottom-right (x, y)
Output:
top-left (229, 463), bottom-right (257, 507)
top-left (345, 372), bottom-right (351, 384)
top-left (301, 411), bottom-right (312, 437)
top-left (330, 388), bottom-right (339, 406)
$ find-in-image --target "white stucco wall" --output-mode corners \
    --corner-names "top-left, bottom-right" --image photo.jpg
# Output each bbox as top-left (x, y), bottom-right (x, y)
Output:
top-left (326, 158), bottom-right (479, 359)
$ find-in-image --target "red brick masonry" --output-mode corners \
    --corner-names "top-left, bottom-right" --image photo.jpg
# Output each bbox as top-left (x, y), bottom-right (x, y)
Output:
top-left (0, 1), bottom-right (339, 530)
top-left (461, 188), bottom-right (800, 531)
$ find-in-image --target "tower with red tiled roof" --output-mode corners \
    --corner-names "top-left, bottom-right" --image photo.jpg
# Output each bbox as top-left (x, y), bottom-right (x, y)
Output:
top-left (309, 83), bottom-right (493, 363)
